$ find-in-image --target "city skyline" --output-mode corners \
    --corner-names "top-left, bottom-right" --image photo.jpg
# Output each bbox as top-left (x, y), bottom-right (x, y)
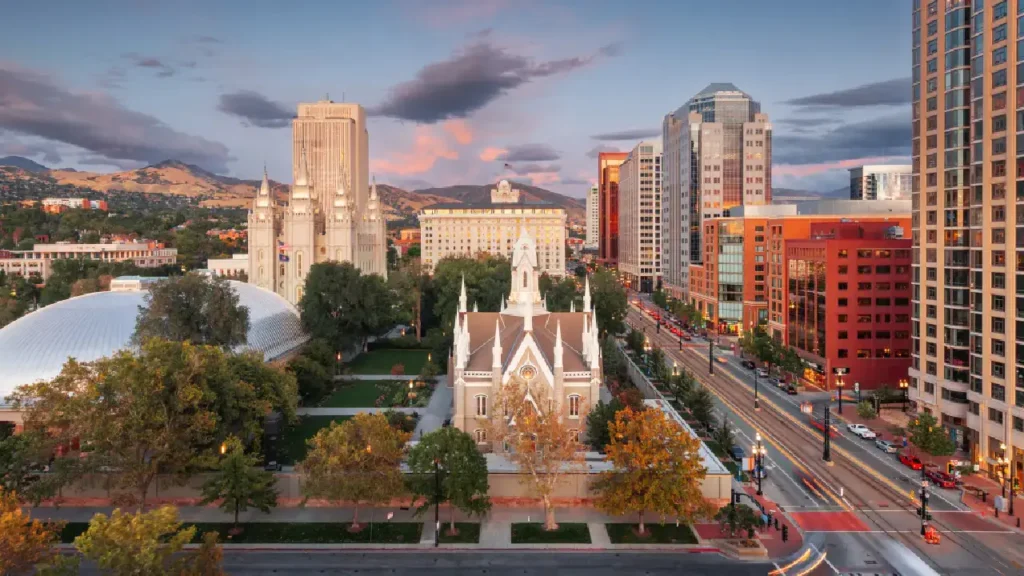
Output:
top-left (0, 0), bottom-right (910, 197)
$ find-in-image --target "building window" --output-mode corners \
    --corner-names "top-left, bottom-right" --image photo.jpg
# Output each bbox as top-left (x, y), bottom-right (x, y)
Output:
top-left (568, 394), bottom-right (581, 418)
top-left (475, 395), bottom-right (487, 417)
top-left (297, 251), bottom-right (304, 277)
top-left (474, 429), bottom-right (486, 443)
top-left (570, 429), bottom-right (580, 443)
top-left (296, 287), bottom-right (303, 302)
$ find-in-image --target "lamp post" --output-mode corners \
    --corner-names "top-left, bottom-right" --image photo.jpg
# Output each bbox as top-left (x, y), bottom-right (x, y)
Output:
top-left (754, 432), bottom-right (766, 496)
top-left (920, 479), bottom-right (929, 536)
top-left (709, 337), bottom-right (715, 376)
top-left (335, 352), bottom-right (341, 379)
top-left (898, 378), bottom-right (909, 412)
top-left (679, 322), bottom-right (684, 350)
top-left (433, 457), bottom-right (444, 547)
top-left (753, 368), bottom-right (760, 411)
top-left (836, 376), bottom-right (844, 415)
top-left (822, 403), bottom-right (831, 463)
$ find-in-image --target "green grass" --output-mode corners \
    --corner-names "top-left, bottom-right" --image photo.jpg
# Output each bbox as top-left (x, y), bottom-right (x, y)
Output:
top-left (279, 415), bottom-right (352, 464)
top-left (605, 523), bottom-right (698, 544)
top-left (437, 522), bottom-right (481, 544)
top-left (60, 522), bottom-right (421, 544)
top-left (346, 349), bottom-right (431, 375)
top-left (510, 523), bottom-right (591, 544)
top-left (321, 381), bottom-right (391, 407)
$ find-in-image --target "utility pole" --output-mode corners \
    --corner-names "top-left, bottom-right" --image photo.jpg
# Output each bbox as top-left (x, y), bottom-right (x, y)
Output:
top-left (754, 369), bottom-right (760, 411)
top-left (434, 458), bottom-right (441, 547)
top-left (920, 479), bottom-right (929, 536)
top-left (822, 403), bottom-right (831, 462)
top-left (709, 338), bottom-right (714, 376)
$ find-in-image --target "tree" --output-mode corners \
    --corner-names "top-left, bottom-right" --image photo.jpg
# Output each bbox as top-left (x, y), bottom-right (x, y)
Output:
top-left (200, 437), bottom-right (278, 527)
top-left (714, 503), bottom-right (761, 539)
top-left (287, 354), bottom-right (333, 404)
top-left (0, 488), bottom-right (68, 575)
top-left (666, 369), bottom-right (696, 403)
top-left (132, 273), bottom-right (250, 348)
top-left (538, 273), bottom-right (580, 312)
top-left (299, 413), bottom-right (408, 528)
top-left (585, 398), bottom-right (625, 452)
top-left (856, 400), bottom-right (878, 420)
top-left (625, 328), bottom-right (645, 357)
top-left (686, 386), bottom-right (717, 435)
top-left (427, 255), bottom-right (510, 333)
top-left (648, 345), bottom-right (668, 382)
top-left (601, 335), bottom-right (627, 382)
top-left (388, 259), bottom-right (427, 341)
top-left (589, 267), bottom-right (627, 336)
top-left (0, 430), bottom-right (81, 505)
top-left (299, 262), bottom-right (395, 351)
top-left (777, 346), bottom-right (805, 382)
top-left (907, 412), bottom-right (956, 457)
top-left (74, 506), bottom-right (223, 575)
top-left (406, 427), bottom-right (491, 535)
top-left (650, 290), bottom-right (668, 310)
top-left (488, 376), bottom-right (586, 530)
top-left (593, 408), bottom-right (713, 534)
top-left (224, 352), bottom-right (299, 440)
top-left (712, 417), bottom-right (736, 457)
top-left (574, 264), bottom-right (587, 278)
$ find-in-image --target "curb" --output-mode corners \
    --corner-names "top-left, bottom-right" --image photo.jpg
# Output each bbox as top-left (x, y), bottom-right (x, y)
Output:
top-left (58, 544), bottom-right (724, 553)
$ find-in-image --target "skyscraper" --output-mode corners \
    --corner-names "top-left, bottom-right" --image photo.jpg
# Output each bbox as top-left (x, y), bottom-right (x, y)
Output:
top-left (849, 165), bottom-right (913, 200)
top-left (908, 0), bottom-right (1019, 469)
top-left (585, 185), bottom-right (599, 250)
top-left (618, 141), bottom-right (662, 293)
top-left (661, 83), bottom-right (771, 301)
top-left (292, 100), bottom-right (370, 215)
top-left (597, 152), bottom-right (628, 267)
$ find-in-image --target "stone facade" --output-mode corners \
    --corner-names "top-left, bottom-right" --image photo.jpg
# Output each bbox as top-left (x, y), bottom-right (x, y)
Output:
top-left (449, 227), bottom-right (601, 450)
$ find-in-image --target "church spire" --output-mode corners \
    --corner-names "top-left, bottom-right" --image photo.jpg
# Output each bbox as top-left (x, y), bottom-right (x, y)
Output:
top-left (370, 175), bottom-right (378, 200)
top-left (492, 319), bottom-right (502, 369)
top-left (473, 301), bottom-right (479, 313)
top-left (554, 320), bottom-right (563, 368)
top-left (583, 275), bottom-right (592, 313)
top-left (296, 146), bottom-right (310, 187)
top-left (459, 274), bottom-right (468, 313)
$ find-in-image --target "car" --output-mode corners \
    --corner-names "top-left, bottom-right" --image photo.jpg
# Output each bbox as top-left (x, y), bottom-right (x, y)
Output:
top-left (875, 439), bottom-right (898, 454)
top-left (899, 453), bottom-right (924, 470)
top-left (682, 333), bottom-right (692, 341)
top-left (729, 446), bottom-right (746, 461)
top-left (768, 378), bottom-right (783, 388)
top-left (785, 385), bottom-right (798, 395)
top-left (264, 460), bottom-right (282, 472)
top-left (741, 360), bottom-right (756, 370)
top-left (756, 368), bottom-right (769, 378)
top-left (925, 469), bottom-right (958, 489)
top-left (847, 424), bottom-right (877, 439)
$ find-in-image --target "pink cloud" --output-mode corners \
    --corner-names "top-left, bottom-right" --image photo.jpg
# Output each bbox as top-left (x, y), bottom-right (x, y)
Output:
top-left (524, 171), bottom-right (560, 186)
top-left (442, 119), bottom-right (474, 145)
top-left (773, 156), bottom-right (908, 178)
top-left (479, 147), bottom-right (507, 162)
top-left (370, 126), bottom-right (458, 176)
top-left (407, 0), bottom-right (511, 28)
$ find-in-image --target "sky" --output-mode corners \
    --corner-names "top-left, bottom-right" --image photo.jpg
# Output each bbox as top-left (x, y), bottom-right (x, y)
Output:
top-left (0, 0), bottom-right (912, 197)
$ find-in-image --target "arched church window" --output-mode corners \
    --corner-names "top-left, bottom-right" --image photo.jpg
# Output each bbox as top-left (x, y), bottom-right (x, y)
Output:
top-left (297, 286), bottom-right (303, 302)
top-left (474, 429), bottom-right (486, 443)
top-left (522, 270), bottom-right (528, 288)
top-left (297, 252), bottom-right (304, 277)
top-left (258, 249), bottom-right (264, 261)
top-left (258, 266), bottom-right (264, 280)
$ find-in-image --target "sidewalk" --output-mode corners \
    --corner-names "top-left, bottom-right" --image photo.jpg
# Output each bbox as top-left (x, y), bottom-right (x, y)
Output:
top-left (335, 375), bottom-right (442, 381)
top-left (297, 407), bottom-right (427, 416)
top-left (413, 377), bottom-right (452, 438)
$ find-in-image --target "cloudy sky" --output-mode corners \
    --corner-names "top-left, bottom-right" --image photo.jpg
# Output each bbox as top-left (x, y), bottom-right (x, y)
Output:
top-left (0, 0), bottom-right (910, 197)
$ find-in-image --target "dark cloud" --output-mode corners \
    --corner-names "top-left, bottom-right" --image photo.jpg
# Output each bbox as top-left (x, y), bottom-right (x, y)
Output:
top-left (586, 144), bottom-right (621, 159)
top-left (497, 144), bottom-right (560, 162)
top-left (785, 78), bottom-right (911, 108)
top-left (371, 39), bottom-right (618, 123)
top-left (777, 117), bottom-right (841, 127)
top-left (122, 53), bottom-right (176, 78)
top-left (77, 155), bottom-right (144, 171)
top-left (0, 140), bottom-right (63, 164)
top-left (772, 113), bottom-right (910, 165)
top-left (0, 63), bottom-right (233, 173)
top-left (217, 90), bottom-right (293, 129)
top-left (590, 128), bottom-right (659, 141)
top-left (506, 162), bottom-right (561, 174)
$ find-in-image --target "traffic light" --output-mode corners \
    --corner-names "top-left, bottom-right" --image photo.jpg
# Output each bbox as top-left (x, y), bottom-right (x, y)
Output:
top-left (733, 492), bottom-right (742, 504)
top-left (781, 524), bottom-right (789, 542)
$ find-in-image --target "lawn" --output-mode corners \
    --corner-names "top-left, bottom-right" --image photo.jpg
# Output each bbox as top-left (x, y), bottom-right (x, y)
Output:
top-left (605, 523), bottom-right (698, 544)
top-left (321, 380), bottom-right (435, 409)
top-left (437, 522), bottom-right (481, 544)
top-left (279, 415), bottom-right (351, 464)
top-left (346, 349), bottom-right (431, 375)
top-left (510, 523), bottom-right (591, 544)
top-left (59, 522), bottom-right (421, 544)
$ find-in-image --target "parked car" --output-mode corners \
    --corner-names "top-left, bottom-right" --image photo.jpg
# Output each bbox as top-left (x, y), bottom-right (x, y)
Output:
top-left (741, 360), bottom-right (756, 370)
top-left (264, 460), bottom-right (282, 472)
top-left (875, 439), bottom-right (899, 454)
top-left (729, 446), bottom-right (746, 461)
top-left (925, 469), bottom-right (958, 489)
top-left (768, 378), bottom-right (783, 388)
top-left (899, 453), bottom-right (924, 470)
top-left (756, 368), bottom-right (769, 378)
top-left (785, 385), bottom-right (798, 395)
top-left (847, 424), bottom-right (877, 439)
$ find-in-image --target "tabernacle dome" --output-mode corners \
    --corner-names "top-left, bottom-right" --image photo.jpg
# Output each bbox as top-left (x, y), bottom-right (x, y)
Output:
top-left (0, 279), bottom-right (308, 402)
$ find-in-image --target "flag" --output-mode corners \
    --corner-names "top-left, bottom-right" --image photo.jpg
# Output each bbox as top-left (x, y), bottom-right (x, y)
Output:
top-left (278, 241), bottom-right (290, 251)
top-left (279, 254), bottom-right (289, 262)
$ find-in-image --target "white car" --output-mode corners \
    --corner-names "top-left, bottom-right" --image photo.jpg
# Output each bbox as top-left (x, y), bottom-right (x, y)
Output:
top-left (756, 368), bottom-right (769, 378)
top-left (847, 424), bottom-right (877, 439)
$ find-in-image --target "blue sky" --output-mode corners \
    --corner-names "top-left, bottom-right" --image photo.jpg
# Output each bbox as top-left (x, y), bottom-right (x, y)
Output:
top-left (0, 0), bottom-right (911, 197)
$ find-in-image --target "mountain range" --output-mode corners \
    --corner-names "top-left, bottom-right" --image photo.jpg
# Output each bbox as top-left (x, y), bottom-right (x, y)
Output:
top-left (0, 156), bottom-right (840, 221)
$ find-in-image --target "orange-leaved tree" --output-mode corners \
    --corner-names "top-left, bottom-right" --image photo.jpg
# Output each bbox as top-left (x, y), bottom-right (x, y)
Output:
top-left (489, 375), bottom-right (587, 530)
top-left (592, 406), bottom-right (713, 535)
top-left (0, 488), bottom-right (66, 575)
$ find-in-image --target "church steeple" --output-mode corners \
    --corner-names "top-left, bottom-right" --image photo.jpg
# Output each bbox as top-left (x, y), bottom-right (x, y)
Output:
top-left (583, 275), bottom-right (592, 313)
top-left (553, 320), bottom-right (563, 368)
top-left (459, 274), bottom-right (468, 313)
top-left (296, 147), bottom-right (310, 187)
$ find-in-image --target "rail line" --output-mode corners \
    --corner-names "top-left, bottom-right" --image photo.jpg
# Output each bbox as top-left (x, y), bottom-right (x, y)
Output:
top-left (629, 308), bottom-right (1015, 575)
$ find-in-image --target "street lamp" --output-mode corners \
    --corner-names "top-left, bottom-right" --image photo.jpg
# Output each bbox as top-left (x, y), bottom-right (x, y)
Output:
top-left (408, 380), bottom-right (415, 406)
top-left (433, 457), bottom-right (444, 547)
top-left (753, 367), bottom-right (760, 411)
top-left (754, 432), bottom-right (767, 496)
top-left (920, 479), bottom-right (930, 536)
top-left (836, 376), bottom-right (844, 415)
top-left (335, 352), bottom-right (341, 379)
top-left (898, 378), bottom-right (909, 412)
top-left (822, 403), bottom-right (831, 463)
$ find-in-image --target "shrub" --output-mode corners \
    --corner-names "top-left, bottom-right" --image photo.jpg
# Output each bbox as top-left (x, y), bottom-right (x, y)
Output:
top-left (856, 400), bottom-right (877, 420)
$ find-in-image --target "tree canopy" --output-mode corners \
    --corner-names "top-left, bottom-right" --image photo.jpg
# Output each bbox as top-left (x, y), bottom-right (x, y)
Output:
top-left (589, 267), bottom-right (627, 336)
top-left (907, 412), bottom-right (956, 457)
top-left (132, 273), bottom-right (250, 348)
top-left (0, 487), bottom-right (68, 575)
top-left (406, 427), bottom-right (491, 534)
top-left (299, 262), bottom-right (395, 351)
top-left (200, 436), bottom-right (278, 526)
top-left (539, 273), bottom-right (581, 312)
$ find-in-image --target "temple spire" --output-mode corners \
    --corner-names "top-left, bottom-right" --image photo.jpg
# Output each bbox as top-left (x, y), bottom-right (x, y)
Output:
top-left (492, 319), bottom-right (502, 369)
top-left (554, 320), bottom-right (563, 368)
top-left (583, 275), bottom-right (592, 313)
top-left (459, 275), bottom-right (468, 313)
top-left (296, 146), bottom-right (310, 187)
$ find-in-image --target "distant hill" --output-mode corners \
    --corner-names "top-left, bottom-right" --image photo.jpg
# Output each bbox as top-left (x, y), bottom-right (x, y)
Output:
top-left (0, 156), bottom-right (49, 173)
top-left (413, 181), bottom-right (586, 221)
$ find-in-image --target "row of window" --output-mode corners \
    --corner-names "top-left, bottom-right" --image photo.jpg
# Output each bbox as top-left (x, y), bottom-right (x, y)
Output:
top-left (474, 394), bottom-right (582, 418)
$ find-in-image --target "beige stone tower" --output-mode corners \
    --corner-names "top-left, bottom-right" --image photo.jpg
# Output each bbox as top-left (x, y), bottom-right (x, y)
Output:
top-left (292, 100), bottom-right (369, 215)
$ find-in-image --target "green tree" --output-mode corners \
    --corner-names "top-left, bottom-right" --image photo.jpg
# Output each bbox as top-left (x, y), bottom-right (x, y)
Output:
top-left (132, 273), bottom-right (250, 348)
top-left (299, 262), bottom-right (395, 352)
top-left (666, 369), bottom-right (696, 403)
top-left (585, 398), bottom-right (625, 451)
top-left (427, 255), bottom-right (510, 332)
top-left (224, 352), bottom-right (299, 438)
top-left (686, 386), bottom-right (717, 435)
top-left (0, 430), bottom-right (81, 505)
top-left (574, 264), bottom-right (587, 278)
top-left (778, 346), bottom-right (805, 381)
top-left (601, 335), bottom-right (627, 382)
top-left (907, 412), bottom-right (956, 457)
top-left (388, 259), bottom-right (427, 341)
top-left (650, 290), bottom-right (668, 310)
top-left (299, 413), bottom-right (409, 528)
top-left (648, 345), bottom-right (668, 382)
top-left (406, 427), bottom-right (491, 535)
top-left (714, 503), bottom-right (760, 539)
top-left (74, 506), bottom-right (223, 575)
top-left (856, 400), bottom-right (878, 420)
top-left (539, 273), bottom-right (581, 312)
top-left (200, 436), bottom-right (278, 527)
top-left (287, 355), bottom-right (333, 404)
top-left (590, 267), bottom-right (627, 336)
top-left (625, 328), bottom-right (646, 357)
top-left (712, 417), bottom-right (736, 457)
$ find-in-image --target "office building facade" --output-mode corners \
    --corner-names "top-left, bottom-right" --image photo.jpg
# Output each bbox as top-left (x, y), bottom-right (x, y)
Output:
top-left (586, 185), bottom-right (599, 250)
top-left (849, 165), bottom-right (913, 200)
top-left (618, 141), bottom-right (662, 293)
top-left (597, 152), bottom-right (627, 267)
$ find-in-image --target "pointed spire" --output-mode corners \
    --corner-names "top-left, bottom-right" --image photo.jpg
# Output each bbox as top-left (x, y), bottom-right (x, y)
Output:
top-left (570, 300), bottom-right (575, 313)
top-left (473, 301), bottom-right (479, 313)
top-left (370, 175), bottom-right (378, 200)
top-left (459, 274), bottom-right (468, 313)
top-left (259, 165), bottom-right (270, 196)
top-left (554, 320), bottom-right (563, 368)
top-left (296, 146), bottom-right (310, 187)
top-left (492, 319), bottom-right (502, 369)
top-left (500, 295), bottom-right (506, 312)
top-left (583, 275), bottom-right (592, 313)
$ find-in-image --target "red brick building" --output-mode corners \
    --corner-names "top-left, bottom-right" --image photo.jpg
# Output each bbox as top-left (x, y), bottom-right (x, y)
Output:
top-left (783, 221), bottom-right (912, 391)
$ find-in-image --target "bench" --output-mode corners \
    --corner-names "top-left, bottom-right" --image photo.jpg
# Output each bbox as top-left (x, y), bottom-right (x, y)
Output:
top-left (963, 485), bottom-right (988, 502)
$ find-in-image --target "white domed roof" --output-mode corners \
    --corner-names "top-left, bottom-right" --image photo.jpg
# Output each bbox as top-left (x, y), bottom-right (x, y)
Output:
top-left (0, 280), bottom-right (308, 404)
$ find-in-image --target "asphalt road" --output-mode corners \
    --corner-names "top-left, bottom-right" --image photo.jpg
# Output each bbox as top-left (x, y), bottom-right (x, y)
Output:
top-left (216, 551), bottom-right (774, 575)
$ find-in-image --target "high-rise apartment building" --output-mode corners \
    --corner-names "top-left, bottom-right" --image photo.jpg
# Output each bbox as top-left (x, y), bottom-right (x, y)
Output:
top-left (597, 152), bottom-right (628, 266)
top-left (618, 141), bottom-right (662, 293)
top-left (292, 100), bottom-right (369, 215)
top-left (661, 83), bottom-right (771, 301)
top-left (586, 185), bottom-right (599, 250)
top-left (909, 0), bottom-right (1022, 472)
top-left (849, 165), bottom-right (913, 200)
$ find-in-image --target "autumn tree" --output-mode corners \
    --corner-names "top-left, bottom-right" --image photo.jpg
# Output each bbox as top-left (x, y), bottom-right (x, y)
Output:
top-left (132, 273), bottom-right (250, 348)
top-left (489, 376), bottom-right (586, 530)
top-left (407, 427), bottom-right (491, 535)
top-left (592, 407), bottom-right (713, 534)
top-left (299, 413), bottom-right (409, 529)
top-left (0, 488), bottom-right (69, 575)
top-left (200, 436), bottom-right (279, 527)
top-left (74, 506), bottom-right (223, 575)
